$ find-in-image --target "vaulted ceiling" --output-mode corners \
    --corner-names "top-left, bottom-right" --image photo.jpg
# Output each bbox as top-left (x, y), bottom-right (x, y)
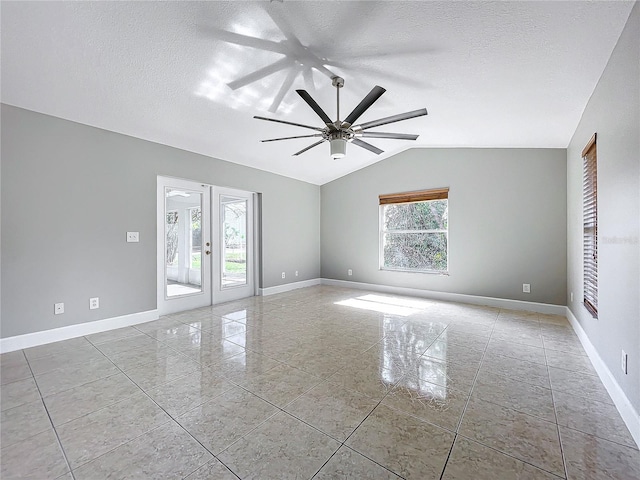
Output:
top-left (1, 1), bottom-right (634, 184)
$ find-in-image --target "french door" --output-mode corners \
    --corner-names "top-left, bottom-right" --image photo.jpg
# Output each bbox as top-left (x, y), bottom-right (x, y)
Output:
top-left (157, 177), bottom-right (256, 315)
top-left (212, 187), bottom-right (255, 304)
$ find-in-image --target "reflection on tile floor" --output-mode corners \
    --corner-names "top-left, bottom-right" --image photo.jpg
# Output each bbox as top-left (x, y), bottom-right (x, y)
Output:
top-left (1, 286), bottom-right (638, 479)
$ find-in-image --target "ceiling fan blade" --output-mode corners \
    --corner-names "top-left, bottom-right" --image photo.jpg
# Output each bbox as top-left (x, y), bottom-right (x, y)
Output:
top-left (198, 26), bottom-right (286, 54)
top-left (228, 57), bottom-right (293, 90)
top-left (268, 66), bottom-right (301, 113)
top-left (295, 90), bottom-right (336, 130)
top-left (355, 108), bottom-right (428, 131)
top-left (293, 139), bottom-right (326, 156)
top-left (261, 134), bottom-right (324, 142)
top-left (253, 116), bottom-right (324, 131)
top-left (342, 86), bottom-right (386, 128)
top-left (351, 138), bottom-right (384, 155)
top-left (357, 132), bottom-right (419, 140)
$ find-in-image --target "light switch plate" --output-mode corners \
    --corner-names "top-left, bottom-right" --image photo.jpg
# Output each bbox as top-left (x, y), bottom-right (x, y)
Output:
top-left (126, 232), bottom-right (139, 243)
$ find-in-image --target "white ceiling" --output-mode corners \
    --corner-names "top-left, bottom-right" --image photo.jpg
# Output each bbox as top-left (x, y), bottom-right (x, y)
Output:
top-left (1, 1), bottom-right (634, 185)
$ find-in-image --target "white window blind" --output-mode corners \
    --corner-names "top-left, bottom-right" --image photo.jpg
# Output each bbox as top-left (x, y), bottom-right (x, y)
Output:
top-left (582, 133), bottom-right (598, 318)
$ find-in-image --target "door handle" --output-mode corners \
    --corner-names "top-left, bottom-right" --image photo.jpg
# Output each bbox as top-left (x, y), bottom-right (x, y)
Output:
top-left (205, 250), bottom-right (211, 255)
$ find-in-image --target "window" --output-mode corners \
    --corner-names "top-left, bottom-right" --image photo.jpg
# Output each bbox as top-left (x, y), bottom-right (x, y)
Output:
top-left (380, 188), bottom-right (449, 273)
top-left (582, 133), bottom-right (598, 317)
top-left (189, 207), bottom-right (202, 269)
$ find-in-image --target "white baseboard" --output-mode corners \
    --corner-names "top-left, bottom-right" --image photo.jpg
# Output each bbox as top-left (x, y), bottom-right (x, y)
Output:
top-left (565, 307), bottom-right (640, 449)
top-left (320, 278), bottom-right (566, 315)
top-left (258, 278), bottom-right (322, 296)
top-left (0, 310), bottom-right (159, 353)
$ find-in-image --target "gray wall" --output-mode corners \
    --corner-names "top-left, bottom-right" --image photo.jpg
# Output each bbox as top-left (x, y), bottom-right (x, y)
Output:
top-left (567, 3), bottom-right (639, 412)
top-left (321, 148), bottom-right (567, 305)
top-left (1, 105), bottom-right (321, 338)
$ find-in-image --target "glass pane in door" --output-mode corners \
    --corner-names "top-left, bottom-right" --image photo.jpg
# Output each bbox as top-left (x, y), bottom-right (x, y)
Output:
top-left (165, 188), bottom-right (203, 297)
top-left (221, 196), bottom-right (247, 288)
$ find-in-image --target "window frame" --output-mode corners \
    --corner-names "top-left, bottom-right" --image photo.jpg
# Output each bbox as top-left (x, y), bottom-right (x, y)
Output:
top-left (582, 133), bottom-right (598, 318)
top-left (378, 188), bottom-right (449, 275)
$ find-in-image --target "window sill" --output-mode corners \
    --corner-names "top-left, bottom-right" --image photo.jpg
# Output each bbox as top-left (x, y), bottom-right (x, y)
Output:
top-left (380, 267), bottom-right (449, 276)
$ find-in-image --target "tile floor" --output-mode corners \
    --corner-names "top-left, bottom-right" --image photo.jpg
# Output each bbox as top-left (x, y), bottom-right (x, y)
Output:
top-left (1, 286), bottom-right (638, 479)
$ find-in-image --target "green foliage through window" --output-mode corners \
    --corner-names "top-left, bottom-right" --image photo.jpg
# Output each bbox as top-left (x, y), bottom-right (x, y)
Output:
top-left (381, 199), bottom-right (448, 272)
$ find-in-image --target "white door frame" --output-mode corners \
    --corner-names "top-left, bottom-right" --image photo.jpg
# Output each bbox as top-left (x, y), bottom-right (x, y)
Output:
top-left (157, 176), bottom-right (258, 315)
top-left (157, 176), bottom-right (212, 315)
top-left (212, 186), bottom-right (257, 304)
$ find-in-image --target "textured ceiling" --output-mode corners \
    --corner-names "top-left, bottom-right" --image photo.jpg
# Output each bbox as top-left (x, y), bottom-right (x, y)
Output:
top-left (1, 1), bottom-right (634, 185)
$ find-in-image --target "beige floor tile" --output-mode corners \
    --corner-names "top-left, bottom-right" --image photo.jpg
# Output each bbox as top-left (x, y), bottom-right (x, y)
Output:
top-left (145, 368), bottom-right (235, 417)
top-left (94, 334), bottom-right (160, 357)
top-left (486, 339), bottom-right (547, 365)
top-left (165, 333), bottom-right (245, 366)
top-left (43, 372), bottom-right (140, 425)
top-left (34, 356), bottom-right (120, 397)
top-left (553, 390), bottom-right (636, 448)
top-left (73, 421), bottom-right (212, 480)
top-left (24, 337), bottom-right (91, 361)
top-left (423, 340), bottom-right (484, 369)
top-left (314, 445), bottom-right (403, 479)
top-left (135, 319), bottom-right (204, 341)
top-left (544, 348), bottom-right (596, 376)
top-left (543, 337), bottom-right (587, 357)
top-left (481, 352), bottom-right (550, 388)
top-left (215, 349), bottom-right (282, 382)
top-left (1, 376), bottom-right (41, 411)
top-left (326, 364), bottom-right (402, 400)
top-left (124, 353), bottom-right (201, 390)
top-left (285, 380), bottom-right (379, 441)
top-left (491, 329), bottom-right (544, 348)
top-left (383, 378), bottom-right (469, 432)
top-left (183, 458), bottom-right (239, 480)
top-left (459, 396), bottom-right (564, 476)
top-left (28, 344), bottom-right (105, 376)
top-left (0, 350), bottom-right (27, 366)
top-left (346, 404), bottom-right (455, 479)
top-left (405, 356), bottom-right (478, 395)
top-left (472, 370), bottom-right (555, 422)
top-left (218, 411), bottom-right (340, 479)
top-left (236, 363), bottom-right (322, 407)
top-left (559, 426), bottom-right (640, 480)
top-left (176, 386), bottom-right (278, 454)
top-left (0, 428), bottom-right (69, 480)
top-left (548, 366), bottom-right (613, 405)
top-left (0, 355), bottom-right (33, 385)
top-left (282, 349), bottom-right (352, 378)
top-left (445, 322), bottom-right (493, 338)
top-left (85, 326), bottom-right (141, 345)
top-left (0, 399), bottom-right (51, 448)
top-left (439, 329), bottom-right (490, 352)
top-left (442, 436), bottom-right (560, 479)
top-left (4, 286), bottom-right (635, 479)
top-left (56, 391), bottom-right (170, 468)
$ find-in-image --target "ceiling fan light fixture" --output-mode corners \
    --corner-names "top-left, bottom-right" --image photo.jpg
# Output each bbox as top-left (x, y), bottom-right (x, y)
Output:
top-left (330, 138), bottom-right (346, 159)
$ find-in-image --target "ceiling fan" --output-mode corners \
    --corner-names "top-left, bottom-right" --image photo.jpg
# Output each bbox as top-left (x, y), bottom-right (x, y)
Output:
top-left (254, 76), bottom-right (428, 159)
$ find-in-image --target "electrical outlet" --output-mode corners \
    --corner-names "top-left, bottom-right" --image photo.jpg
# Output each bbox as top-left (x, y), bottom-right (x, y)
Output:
top-left (348, 269), bottom-right (353, 276)
top-left (54, 303), bottom-right (64, 315)
top-left (523, 284), bottom-right (531, 293)
top-left (126, 232), bottom-right (139, 243)
top-left (295, 271), bottom-right (298, 277)
top-left (89, 297), bottom-right (99, 310)
top-left (281, 272), bottom-right (286, 279)
top-left (622, 350), bottom-right (628, 374)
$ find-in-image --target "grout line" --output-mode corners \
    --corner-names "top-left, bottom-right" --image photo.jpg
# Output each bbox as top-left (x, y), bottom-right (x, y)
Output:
top-left (436, 308), bottom-right (499, 478)
top-left (23, 352), bottom-right (76, 480)
top-left (82, 337), bottom-right (233, 472)
top-left (543, 334), bottom-right (570, 480)
top-left (438, 433), bottom-right (458, 480)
